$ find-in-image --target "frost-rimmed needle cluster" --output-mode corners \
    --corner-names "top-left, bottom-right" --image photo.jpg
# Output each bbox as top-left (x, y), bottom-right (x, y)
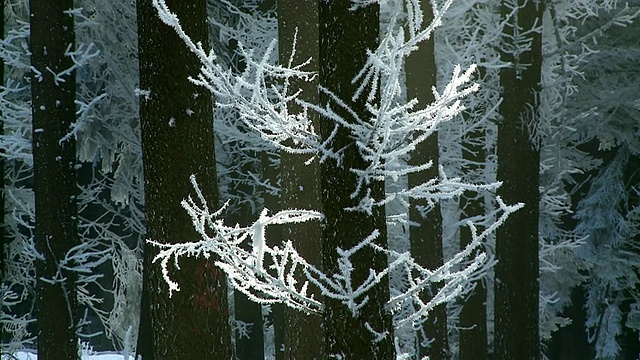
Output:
top-left (150, 0), bottom-right (520, 332)
top-left (151, 176), bottom-right (522, 323)
top-left (151, 175), bottom-right (325, 313)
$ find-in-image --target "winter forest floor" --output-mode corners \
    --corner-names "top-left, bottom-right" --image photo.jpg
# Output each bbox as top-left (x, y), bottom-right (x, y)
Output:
top-left (6, 351), bottom-right (133, 360)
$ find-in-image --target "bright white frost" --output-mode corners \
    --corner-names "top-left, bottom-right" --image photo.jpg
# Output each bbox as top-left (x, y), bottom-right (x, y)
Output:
top-left (150, 0), bottom-right (519, 332)
top-left (152, 176), bottom-right (522, 324)
top-left (151, 175), bottom-right (325, 313)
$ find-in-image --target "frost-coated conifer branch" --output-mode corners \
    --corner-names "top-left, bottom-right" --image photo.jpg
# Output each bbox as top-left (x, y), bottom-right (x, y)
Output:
top-left (300, 1), bottom-right (482, 211)
top-left (534, 0), bottom-right (640, 349)
top-left (351, 165), bottom-right (501, 215)
top-left (0, 80), bottom-right (33, 164)
top-left (152, 176), bottom-right (521, 327)
top-left (147, 0), bottom-right (526, 336)
top-left (153, 0), bottom-right (332, 159)
top-left (1, 5), bottom-right (40, 351)
top-left (150, 176), bottom-right (324, 313)
top-left (152, 0), bottom-right (492, 218)
top-left (388, 196), bottom-right (520, 329)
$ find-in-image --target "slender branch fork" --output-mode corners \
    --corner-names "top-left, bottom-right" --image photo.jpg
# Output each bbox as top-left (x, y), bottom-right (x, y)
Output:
top-left (149, 0), bottom-right (521, 334)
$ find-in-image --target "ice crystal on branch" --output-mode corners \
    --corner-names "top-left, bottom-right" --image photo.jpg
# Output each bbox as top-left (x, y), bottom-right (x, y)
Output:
top-left (149, 0), bottom-right (520, 338)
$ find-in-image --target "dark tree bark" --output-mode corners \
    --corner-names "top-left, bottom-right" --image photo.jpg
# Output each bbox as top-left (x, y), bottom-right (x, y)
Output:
top-left (404, 1), bottom-right (449, 358)
top-left (459, 57), bottom-right (489, 359)
top-left (0, 0), bottom-right (5, 341)
top-left (458, 127), bottom-right (488, 360)
top-left (459, 130), bottom-right (489, 360)
top-left (136, 0), bottom-right (231, 358)
top-left (234, 273), bottom-right (265, 360)
top-left (494, 0), bottom-right (543, 358)
top-left (318, 2), bottom-right (394, 358)
top-left (261, 151), bottom-right (283, 360)
top-left (277, 1), bottom-right (324, 359)
top-left (230, 159), bottom-right (265, 360)
top-left (30, 0), bottom-right (79, 358)
top-left (547, 286), bottom-right (593, 359)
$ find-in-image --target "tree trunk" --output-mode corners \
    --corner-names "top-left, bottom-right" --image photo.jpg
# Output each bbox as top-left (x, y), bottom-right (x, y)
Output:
top-left (224, 152), bottom-right (265, 360)
top-left (319, 2), bottom-right (394, 358)
top-left (218, 7), bottom-right (267, 359)
top-left (230, 156), bottom-right (265, 360)
top-left (404, 1), bottom-right (449, 358)
top-left (136, 0), bottom-right (232, 358)
top-left (277, 1), bottom-right (324, 358)
top-left (262, 151), bottom-right (285, 360)
top-left (0, 0), bottom-right (5, 341)
top-left (547, 286), bottom-right (593, 359)
top-left (494, 0), bottom-right (543, 358)
top-left (234, 280), bottom-right (265, 360)
top-left (458, 127), bottom-right (488, 360)
top-left (30, 0), bottom-right (79, 358)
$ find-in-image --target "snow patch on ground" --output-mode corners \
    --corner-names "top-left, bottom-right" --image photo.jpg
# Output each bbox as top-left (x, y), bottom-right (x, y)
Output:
top-left (8, 351), bottom-right (134, 360)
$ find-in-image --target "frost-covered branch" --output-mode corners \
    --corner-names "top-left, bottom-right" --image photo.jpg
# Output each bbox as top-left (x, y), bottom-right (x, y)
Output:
top-left (387, 196), bottom-right (521, 329)
top-left (152, 0), bottom-right (331, 158)
top-left (151, 175), bottom-right (324, 313)
top-left (153, 177), bottom-right (521, 324)
top-left (304, 0), bottom-right (479, 201)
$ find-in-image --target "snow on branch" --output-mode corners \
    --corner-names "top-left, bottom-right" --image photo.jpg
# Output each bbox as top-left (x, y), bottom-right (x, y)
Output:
top-left (153, 177), bottom-right (423, 317)
top-left (148, 0), bottom-right (523, 330)
top-left (387, 196), bottom-right (522, 329)
top-left (152, 0), bottom-right (331, 158)
top-left (301, 0), bottom-right (479, 204)
top-left (152, 176), bottom-right (521, 323)
top-left (361, 165), bottom-right (501, 216)
top-left (150, 175), bottom-right (325, 313)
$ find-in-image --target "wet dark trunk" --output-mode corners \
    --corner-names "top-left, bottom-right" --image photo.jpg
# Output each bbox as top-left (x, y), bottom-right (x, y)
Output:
top-left (278, 1), bottom-right (324, 358)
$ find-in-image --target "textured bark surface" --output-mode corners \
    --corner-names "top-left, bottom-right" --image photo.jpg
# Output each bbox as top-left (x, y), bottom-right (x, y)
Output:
top-left (136, 0), bottom-right (231, 358)
top-left (30, 0), bottom-right (79, 358)
top-left (278, 1), bottom-right (324, 358)
top-left (404, 1), bottom-right (449, 358)
top-left (319, 2), bottom-right (394, 358)
top-left (494, 0), bottom-right (543, 358)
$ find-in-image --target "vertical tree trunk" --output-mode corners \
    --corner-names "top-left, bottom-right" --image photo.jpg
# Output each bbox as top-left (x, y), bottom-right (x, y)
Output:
top-left (547, 286), bottom-right (594, 359)
top-left (224, 151), bottom-right (265, 360)
top-left (220, 10), bottom-right (267, 359)
top-left (231, 161), bottom-right (266, 360)
top-left (30, 0), bottom-right (79, 358)
top-left (404, 1), bottom-right (449, 358)
top-left (136, 1), bottom-right (232, 358)
top-left (257, 3), bottom-right (287, 345)
top-left (494, 0), bottom-right (543, 358)
top-left (277, 1), bottom-right (324, 358)
top-left (318, 2), bottom-right (394, 358)
top-left (261, 151), bottom-right (278, 360)
top-left (458, 126), bottom-right (488, 360)
top-left (232, 229), bottom-right (265, 360)
top-left (0, 0), bottom-right (5, 341)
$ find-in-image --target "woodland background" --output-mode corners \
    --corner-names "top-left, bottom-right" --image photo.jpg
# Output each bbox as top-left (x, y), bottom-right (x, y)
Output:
top-left (1, 0), bottom-right (640, 359)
